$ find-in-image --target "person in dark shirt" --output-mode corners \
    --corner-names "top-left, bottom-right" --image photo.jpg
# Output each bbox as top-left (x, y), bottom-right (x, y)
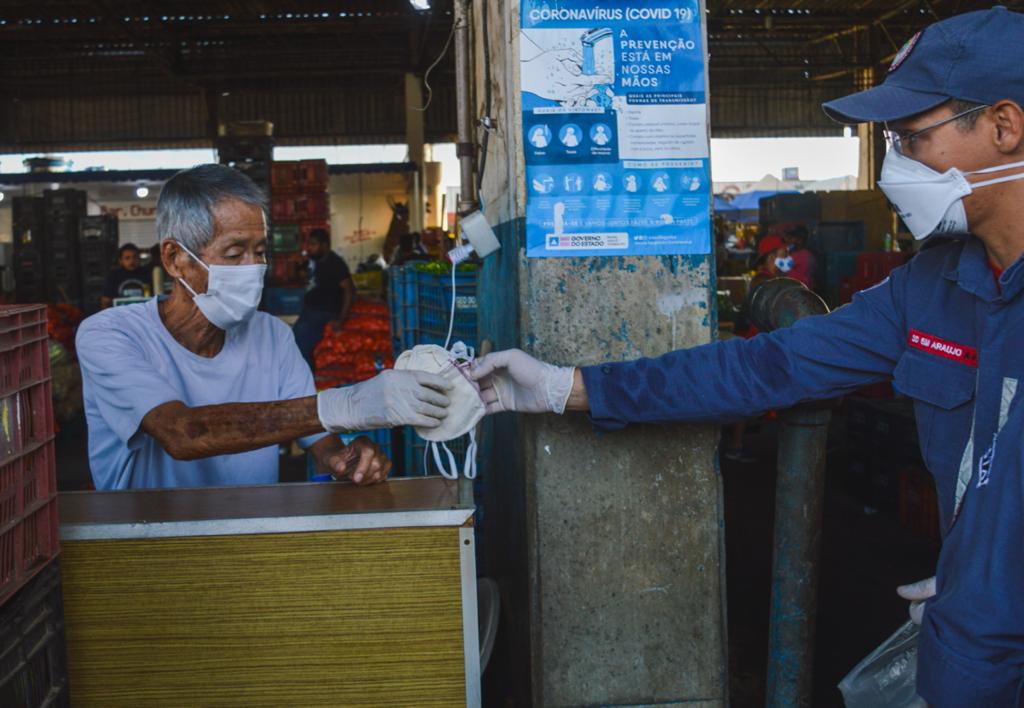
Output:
top-left (100, 243), bottom-right (150, 308)
top-left (292, 228), bottom-right (355, 369)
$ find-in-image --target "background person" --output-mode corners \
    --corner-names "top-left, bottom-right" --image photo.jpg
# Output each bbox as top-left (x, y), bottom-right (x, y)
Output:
top-left (293, 228), bottom-right (355, 369)
top-left (100, 243), bottom-right (150, 308)
top-left (782, 224), bottom-right (816, 289)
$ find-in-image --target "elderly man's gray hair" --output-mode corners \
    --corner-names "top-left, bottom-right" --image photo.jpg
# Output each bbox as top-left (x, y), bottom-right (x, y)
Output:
top-left (156, 164), bottom-right (267, 252)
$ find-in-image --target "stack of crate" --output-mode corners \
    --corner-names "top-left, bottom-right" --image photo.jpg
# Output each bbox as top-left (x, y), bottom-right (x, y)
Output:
top-left (216, 131), bottom-right (273, 199)
top-left (12, 191), bottom-right (89, 308)
top-left (0, 305), bottom-right (68, 705)
top-left (265, 160), bottom-right (329, 316)
top-left (78, 215), bottom-right (119, 315)
top-left (11, 197), bottom-right (47, 304)
top-left (42, 190), bottom-right (88, 305)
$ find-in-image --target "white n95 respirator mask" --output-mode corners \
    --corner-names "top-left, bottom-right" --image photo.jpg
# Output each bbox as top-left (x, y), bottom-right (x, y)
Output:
top-left (176, 242), bottom-right (267, 330)
top-left (394, 342), bottom-right (485, 479)
top-left (878, 149), bottom-right (1024, 240)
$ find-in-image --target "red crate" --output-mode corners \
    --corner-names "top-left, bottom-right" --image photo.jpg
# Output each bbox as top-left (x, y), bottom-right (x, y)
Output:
top-left (855, 252), bottom-right (909, 286)
top-left (271, 192), bottom-right (329, 222)
top-left (0, 337), bottom-right (48, 400)
top-left (0, 444), bottom-right (52, 532)
top-left (0, 306), bottom-right (47, 352)
top-left (271, 160), bottom-right (329, 193)
top-left (0, 498), bottom-right (59, 606)
top-left (268, 252), bottom-right (307, 288)
top-left (1, 383), bottom-right (56, 466)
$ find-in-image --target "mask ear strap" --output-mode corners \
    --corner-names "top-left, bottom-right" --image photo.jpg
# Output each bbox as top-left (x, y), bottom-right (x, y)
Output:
top-left (462, 430), bottom-right (478, 480)
top-left (971, 171), bottom-right (1024, 189)
top-left (176, 241), bottom-right (210, 271)
top-left (175, 241), bottom-right (208, 298)
top-left (966, 158), bottom-right (1024, 177)
top-left (430, 441), bottom-right (459, 480)
top-left (178, 277), bottom-right (200, 298)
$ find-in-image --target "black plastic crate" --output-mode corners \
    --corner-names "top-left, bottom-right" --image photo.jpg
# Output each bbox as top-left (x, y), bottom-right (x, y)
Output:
top-left (11, 199), bottom-right (45, 256)
top-left (13, 251), bottom-right (47, 305)
top-left (42, 190), bottom-right (86, 216)
top-left (0, 561), bottom-right (69, 708)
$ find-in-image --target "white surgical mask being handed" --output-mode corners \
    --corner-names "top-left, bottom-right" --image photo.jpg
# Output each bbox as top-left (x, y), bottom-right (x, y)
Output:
top-left (877, 149), bottom-right (1024, 240)
top-left (176, 242), bottom-right (267, 330)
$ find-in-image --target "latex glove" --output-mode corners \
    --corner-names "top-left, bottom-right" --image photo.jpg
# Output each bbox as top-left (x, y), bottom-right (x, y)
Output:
top-left (317, 370), bottom-right (452, 432)
top-left (896, 576), bottom-right (936, 625)
top-left (470, 349), bottom-right (574, 415)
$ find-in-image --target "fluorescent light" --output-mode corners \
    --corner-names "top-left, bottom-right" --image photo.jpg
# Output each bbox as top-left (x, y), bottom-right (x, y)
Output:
top-left (0, 192), bottom-right (5, 202)
top-left (50, 182), bottom-right (60, 190)
top-left (410, 0), bottom-right (430, 10)
top-left (136, 186), bottom-right (150, 198)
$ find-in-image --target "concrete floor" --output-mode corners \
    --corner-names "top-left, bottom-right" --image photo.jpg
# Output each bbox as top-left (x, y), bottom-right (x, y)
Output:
top-left (55, 407), bottom-right (940, 706)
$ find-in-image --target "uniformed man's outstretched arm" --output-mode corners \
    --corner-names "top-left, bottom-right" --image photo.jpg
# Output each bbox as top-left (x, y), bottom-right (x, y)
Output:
top-left (472, 266), bottom-right (913, 429)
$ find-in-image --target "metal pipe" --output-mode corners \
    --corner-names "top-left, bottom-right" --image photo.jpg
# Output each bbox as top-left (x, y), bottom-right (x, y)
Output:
top-left (766, 405), bottom-right (831, 708)
top-left (453, 0), bottom-right (477, 215)
top-left (747, 278), bottom-right (832, 708)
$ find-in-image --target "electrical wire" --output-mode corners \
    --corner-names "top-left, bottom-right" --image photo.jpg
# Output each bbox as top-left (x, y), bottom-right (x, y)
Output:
top-left (444, 259), bottom-right (457, 349)
top-left (476, 0), bottom-right (492, 191)
top-left (413, 12), bottom-right (459, 113)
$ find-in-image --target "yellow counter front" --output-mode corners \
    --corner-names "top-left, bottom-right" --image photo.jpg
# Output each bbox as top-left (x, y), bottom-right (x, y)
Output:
top-left (58, 477), bottom-right (480, 707)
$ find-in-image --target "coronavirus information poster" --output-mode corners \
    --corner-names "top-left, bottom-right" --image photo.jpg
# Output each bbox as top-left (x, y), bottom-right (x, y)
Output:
top-left (520, 1), bottom-right (711, 257)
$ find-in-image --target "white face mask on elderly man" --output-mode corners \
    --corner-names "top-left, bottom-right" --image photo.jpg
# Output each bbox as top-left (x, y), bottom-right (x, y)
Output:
top-left (878, 149), bottom-right (1024, 240)
top-left (176, 242), bottom-right (267, 330)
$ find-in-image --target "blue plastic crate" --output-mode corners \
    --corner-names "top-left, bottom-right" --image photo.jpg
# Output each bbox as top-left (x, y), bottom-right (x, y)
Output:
top-left (305, 428), bottom-right (393, 479)
top-left (264, 287), bottom-right (305, 316)
top-left (387, 265), bottom-right (478, 354)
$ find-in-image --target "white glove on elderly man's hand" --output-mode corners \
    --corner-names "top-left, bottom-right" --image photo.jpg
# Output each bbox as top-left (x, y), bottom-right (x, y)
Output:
top-left (896, 576), bottom-right (936, 626)
top-left (470, 349), bottom-right (575, 415)
top-left (317, 369), bottom-right (453, 432)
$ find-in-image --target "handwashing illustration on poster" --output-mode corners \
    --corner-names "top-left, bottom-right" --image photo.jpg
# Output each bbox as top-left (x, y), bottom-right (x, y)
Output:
top-left (520, 1), bottom-right (711, 257)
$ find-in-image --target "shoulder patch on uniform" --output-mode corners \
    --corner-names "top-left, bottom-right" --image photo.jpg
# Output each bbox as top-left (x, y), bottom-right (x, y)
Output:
top-left (889, 30), bottom-right (923, 73)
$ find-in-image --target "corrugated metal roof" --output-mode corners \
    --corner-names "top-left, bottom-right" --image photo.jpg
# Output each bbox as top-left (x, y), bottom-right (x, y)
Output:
top-left (0, 0), bottom-right (1022, 145)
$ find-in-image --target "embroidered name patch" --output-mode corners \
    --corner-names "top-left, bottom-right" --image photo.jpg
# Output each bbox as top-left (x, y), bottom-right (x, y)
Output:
top-left (908, 329), bottom-right (978, 367)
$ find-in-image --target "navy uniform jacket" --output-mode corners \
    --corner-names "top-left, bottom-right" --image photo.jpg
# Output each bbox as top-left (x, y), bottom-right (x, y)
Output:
top-left (581, 237), bottom-right (1024, 705)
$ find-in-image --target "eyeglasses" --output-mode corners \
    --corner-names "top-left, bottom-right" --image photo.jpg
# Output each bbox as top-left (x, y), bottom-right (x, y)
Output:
top-left (884, 103), bottom-right (990, 156)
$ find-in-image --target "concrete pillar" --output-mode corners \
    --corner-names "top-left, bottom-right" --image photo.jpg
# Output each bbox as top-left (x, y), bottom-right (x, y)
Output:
top-left (474, 2), bottom-right (726, 705)
top-left (404, 72), bottom-right (426, 233)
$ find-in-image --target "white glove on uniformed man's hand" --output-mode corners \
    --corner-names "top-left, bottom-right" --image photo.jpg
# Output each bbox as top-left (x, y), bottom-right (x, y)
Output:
top-left (470, 349), bottom-right (575, 415)
top-left (896, 576), bottom-right (936, 625)
top-left (317, 370), bottom-right (452, 432)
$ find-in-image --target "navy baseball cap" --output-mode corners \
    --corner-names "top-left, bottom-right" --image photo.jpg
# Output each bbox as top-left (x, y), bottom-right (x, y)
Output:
top-left (823, 6), bottom-right (1024, 123)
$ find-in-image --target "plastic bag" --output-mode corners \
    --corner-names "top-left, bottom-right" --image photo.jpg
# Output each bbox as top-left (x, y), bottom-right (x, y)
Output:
top-left (839, 620), bottom-right (927, 708)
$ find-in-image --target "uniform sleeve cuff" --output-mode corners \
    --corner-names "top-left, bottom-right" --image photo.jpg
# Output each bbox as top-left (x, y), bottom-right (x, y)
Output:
top-left (580, 364), bottom-right (628, 432)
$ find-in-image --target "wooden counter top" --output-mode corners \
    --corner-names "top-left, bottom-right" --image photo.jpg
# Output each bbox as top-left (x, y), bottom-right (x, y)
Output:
top-left (59, 476), bottom-right (473, 540)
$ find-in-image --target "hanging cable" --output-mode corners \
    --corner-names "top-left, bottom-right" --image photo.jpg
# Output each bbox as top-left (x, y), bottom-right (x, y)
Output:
top-left (476, 0), bottom-right (492, 191)
top-left (413, 12), bottom-right (459, 113)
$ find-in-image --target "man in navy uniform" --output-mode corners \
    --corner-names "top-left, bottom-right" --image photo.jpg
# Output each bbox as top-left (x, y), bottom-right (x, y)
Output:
top-left (474, 8), bottom-right (1024, 706)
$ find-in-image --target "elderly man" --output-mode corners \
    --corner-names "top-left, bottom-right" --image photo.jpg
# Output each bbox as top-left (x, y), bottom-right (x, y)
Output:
top-left (474, 8), bottom-right (1024, 707)
top-left (77, 164), bottom-right (450, 490)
